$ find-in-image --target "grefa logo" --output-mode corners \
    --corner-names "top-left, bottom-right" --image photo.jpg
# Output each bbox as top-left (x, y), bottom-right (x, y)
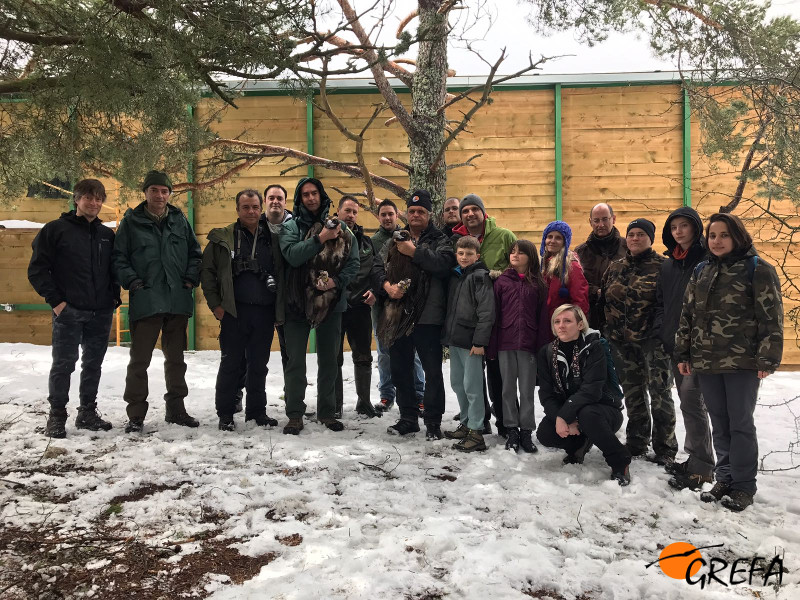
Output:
top-left (646, 542), bottom-right (785, 589)
top-left (412, 195), bottom-right (419, 203)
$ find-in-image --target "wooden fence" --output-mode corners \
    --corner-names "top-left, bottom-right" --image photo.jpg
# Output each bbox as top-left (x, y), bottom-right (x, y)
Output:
top-left (1, 76), bottom-right (797, 366)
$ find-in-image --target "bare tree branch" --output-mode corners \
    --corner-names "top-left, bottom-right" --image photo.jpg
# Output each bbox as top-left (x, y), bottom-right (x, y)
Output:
top-left (719, 115), bottom-right (773, 213)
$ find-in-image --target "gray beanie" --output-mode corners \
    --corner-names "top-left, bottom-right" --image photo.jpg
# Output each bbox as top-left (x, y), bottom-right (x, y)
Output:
top-left (459, 193), bottom-right (485, 215)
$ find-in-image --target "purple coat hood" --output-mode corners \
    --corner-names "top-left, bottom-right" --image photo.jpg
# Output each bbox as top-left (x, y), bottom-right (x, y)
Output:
top-left (488, 268), bottom-right (550, 358)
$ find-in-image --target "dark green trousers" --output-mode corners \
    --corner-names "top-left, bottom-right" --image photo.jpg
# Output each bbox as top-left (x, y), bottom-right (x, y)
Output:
top-left (123, 313), bottom-right (189, 421)
top-left (284, 313), bottom-right (342, 420)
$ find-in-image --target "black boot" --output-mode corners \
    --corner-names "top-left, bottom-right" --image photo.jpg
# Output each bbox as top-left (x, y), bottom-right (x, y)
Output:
top-left (611, 465), bottom-right (631, 486)
top-left (125, 419), bottom-right (144, 434)
top-left (246, 413), bottom-right (278, 427)
top-left (75, 407), bottom-right (112, 432)
top-left (165, 412), bottom-right (200, 428)
top-left (218, 415), bottom-right (236, 431)
top-left (46, 411), bottom-right (67, 439)
top-left (519, 429), bottom-right (538, 454)
top-left (505, 427), bottom-right (520, 452)
top-left (425, 423), bottom-right (443, 440)
top-left (387, 419), bottom-right (420, 436)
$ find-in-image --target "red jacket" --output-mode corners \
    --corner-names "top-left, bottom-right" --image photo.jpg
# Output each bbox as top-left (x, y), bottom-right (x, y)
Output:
top-left (543, 253), bottom-right (589, 340)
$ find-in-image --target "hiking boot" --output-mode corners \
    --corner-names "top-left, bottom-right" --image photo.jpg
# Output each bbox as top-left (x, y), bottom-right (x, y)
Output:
top-left (505, 427), bottom-right (520, 452)
top-left (721, 489), bottom-right (754, 512)
top-left (165, 412), bottom-right (199, 428)
top-left (651, 454), bottom-right (675, 468)
top-left (444, 423), bottom-right (469, 440)
top-left (387, 419), bottom-right (420, 436)
top-left (668, 471), bottom-right (713, 491)
top-left (75, 408), bottom-right (112, 432)
top-left (247, 414), bottom-right (278, 427)
top-left (701, 481), bottom-right (731, 503)
top-left (519, 429), bottom-right (538, 454)
top-left (218, 416), bottom-right (236, 432)
top-left (356, 399), bottom-right (380, 418)
top-left (125, 419), bottom-right (144, 434)
top-left (611, 465), bottom-right (631, 486)
top-left (374, 398), bottom-right (394, 412)
top-left (563, 438), bottom-right (592, 464)
top-left (283, 418), bottom-right (304, 435)
top-left (45, 414), bottom-right (67, 439)
top-left (625, 444), bottom-right (647, 458)
top-left (454, 429), bottom-right (487, 453)
top-left (665, 458), bottom-right (689, 476)
top-left (320, 418), bottom-right (345, 432)
top-left (425, 424), bottom-right (443, 441)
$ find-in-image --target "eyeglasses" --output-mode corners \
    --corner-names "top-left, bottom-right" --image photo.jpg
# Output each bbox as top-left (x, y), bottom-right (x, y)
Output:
top-left (591, 217), bottom-right (612, 225)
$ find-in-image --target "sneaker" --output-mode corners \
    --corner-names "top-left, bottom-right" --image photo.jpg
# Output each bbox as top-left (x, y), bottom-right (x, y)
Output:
top-left (387, 419), bottom-right (420, 436)
top-left (246, 414), bottom-right (278, 427)
top-left (505, 428), bottom-right (520, 452)
top-left (218, 416), bottom-right (236, 432)
top-left (75, 408), bottom-right (112, 432)
top-left (444, 423), bottom-right (469, 440)
top-left (519, 429), bottom-right (538, 454)
top-left (283, 418), bottom-right (304, 435)
top-left (611, 465), bottom-right (631, 486)
top-left (563, 438), bottom-right (592, 464)
top-left (701, 481), bottom-right (731, 503)
top-left (668, 471), bottom-right (713, 491)
top-left (45, 414), bottom-right (67, 439)
top-left (665, 458), bottom-right (690, 475)
top-left (165, 412), bottom-right (199, 428)
top-left (454, 429), bottom-right (487, 453)
top-left (418, 401), bottom-right (425, 414)
top-left (374, 398), bottom-right (394, 412)
top-left (320, 418), bottom-right (344, 432)
top-left (721, 489), bottom-right (754, 512)
top-left (125, 419), bottom-right (144, 434)
top-left (425, 424), bottom-right (443, 441)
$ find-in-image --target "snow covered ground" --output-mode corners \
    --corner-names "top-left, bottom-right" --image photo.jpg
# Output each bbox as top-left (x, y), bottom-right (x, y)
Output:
top-left (1, 342), bottom-right (798, 599)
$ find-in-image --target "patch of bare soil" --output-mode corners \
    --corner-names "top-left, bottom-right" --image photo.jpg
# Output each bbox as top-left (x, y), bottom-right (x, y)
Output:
top-left (523, 589), bottom-right (596, 600)
top-left (0, 525), bottom-right (277, 599)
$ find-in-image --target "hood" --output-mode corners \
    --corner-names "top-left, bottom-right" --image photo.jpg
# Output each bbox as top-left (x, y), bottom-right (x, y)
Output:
top-left (61, 210), bottom-right (103, 228)
top-left (291, 177), bottom-right (331, 225)
top-left (454, 260), bottom-right (488, 277)
top-left (206, 222), bottom-right (236, 247)
top-left (662, 206), bottom-right (704, 253)
top-left (451, 214), bottom-right (496, 239)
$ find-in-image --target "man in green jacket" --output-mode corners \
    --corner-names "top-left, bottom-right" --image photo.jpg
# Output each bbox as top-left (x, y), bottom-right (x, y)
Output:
top-left (112, 170), bottom-right (202, 433)
top-left (280, 177), bottom-right (360, 435)
top-left (450, 193), bottom-right (517, 435)
top-left (200, 189), bottom-right (285, 431)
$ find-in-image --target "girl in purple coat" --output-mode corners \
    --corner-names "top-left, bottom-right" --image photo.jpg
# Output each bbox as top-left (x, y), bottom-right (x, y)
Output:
top-left (489, 240), bottom-right (551, 453)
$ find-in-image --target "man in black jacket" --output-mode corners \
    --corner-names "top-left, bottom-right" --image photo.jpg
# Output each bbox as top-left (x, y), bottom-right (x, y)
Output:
top-left (380, 190), bottom-right (456, 439)
top-left (335, 196), bottom-right (384, 418)
top-left (656, 206), bottom-right (715, 490)
top-left (28, 179), bottom-right (121, 438)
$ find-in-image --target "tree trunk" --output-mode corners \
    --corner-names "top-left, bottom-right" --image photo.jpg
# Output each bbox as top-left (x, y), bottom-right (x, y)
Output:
top-left (407, 0), bottom-right (448, 212)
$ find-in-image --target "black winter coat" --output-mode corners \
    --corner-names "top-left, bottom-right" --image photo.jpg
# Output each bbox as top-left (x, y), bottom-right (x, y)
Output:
top-left (655, 207), bottom-right (707, 354)
top-left (28, 211), bottom-right (120, 310)
top-left (537, 330), bottom-right (623, 424)
top-left (441, 261), bottom-right (495, 349)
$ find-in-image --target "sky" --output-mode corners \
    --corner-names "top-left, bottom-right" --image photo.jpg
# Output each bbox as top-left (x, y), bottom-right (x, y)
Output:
top-left (346, 0), bottom-right (800, 77)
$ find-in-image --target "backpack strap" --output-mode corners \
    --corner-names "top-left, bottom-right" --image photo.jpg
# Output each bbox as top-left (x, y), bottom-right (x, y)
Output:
top-left (693, 259), bottom-right (709, 279)
top-left (746, 255), bottom-right (758, 282)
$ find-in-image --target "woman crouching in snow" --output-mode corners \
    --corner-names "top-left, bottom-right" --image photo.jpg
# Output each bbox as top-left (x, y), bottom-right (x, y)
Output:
top-left (535, 304), bottom-right (632, 486)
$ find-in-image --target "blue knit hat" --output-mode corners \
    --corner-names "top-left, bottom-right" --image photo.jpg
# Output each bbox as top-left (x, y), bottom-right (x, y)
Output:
top-left (541, 220), bottom-right (573, 297)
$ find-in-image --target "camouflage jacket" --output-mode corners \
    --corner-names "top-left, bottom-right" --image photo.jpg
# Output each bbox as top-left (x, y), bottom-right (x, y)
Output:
top-left (674, 246), bottom-right (783, 373)
top-left (601, 248), bottom-right (664, 344)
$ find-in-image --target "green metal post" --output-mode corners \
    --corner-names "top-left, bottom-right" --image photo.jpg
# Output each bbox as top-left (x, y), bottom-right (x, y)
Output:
top-left (187, 104), bottom-right (196, 350)
top-left (0, 303), bottom-right (52, 310)
top-left (554, 83), bottom-right (563, 221)
top-left (682, 88), bottom-right (692, 207)
top-left (306, 93), bottom-right (317, 353)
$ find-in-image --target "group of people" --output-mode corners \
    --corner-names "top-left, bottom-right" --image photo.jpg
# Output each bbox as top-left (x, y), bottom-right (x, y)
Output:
top-left (28, 172), bottom-right (783, 513)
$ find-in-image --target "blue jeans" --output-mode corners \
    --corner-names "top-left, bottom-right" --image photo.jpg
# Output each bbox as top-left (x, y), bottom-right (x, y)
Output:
top-left (373, 317), bottom-right (424, 401)
top-left (48, 305), bottom-right (114, 414)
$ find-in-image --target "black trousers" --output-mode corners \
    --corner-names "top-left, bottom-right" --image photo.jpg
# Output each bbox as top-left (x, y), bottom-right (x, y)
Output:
top-left (485, 358), bottom-right (503, 429)
top-left (536, 404), bottom-right (630, 470)
top-left (336, 304), bottom-right (373, 410)
top-left (215, 303), bottom-right (275, 418)
top-left (48, 305), bottom-right (114, 415)
top-left (389, 324), bottom-right (445, 425)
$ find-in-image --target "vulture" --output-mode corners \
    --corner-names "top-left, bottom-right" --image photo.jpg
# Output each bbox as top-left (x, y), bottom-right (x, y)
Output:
top-left (302, 218), bottom-right (353, 327)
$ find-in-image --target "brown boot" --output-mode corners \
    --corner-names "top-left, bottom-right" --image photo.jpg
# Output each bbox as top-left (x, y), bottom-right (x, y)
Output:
top-left (454, 429), bottom-right (486, 453)
top-left (283, 417), bottom-right (304, 435)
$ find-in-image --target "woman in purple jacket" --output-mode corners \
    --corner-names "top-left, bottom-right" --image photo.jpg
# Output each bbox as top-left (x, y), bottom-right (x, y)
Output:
top-left (489, 240), bottom-right (550, 453)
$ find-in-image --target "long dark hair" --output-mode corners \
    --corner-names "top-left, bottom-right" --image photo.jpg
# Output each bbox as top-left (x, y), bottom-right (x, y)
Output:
top-left (705, 213), bottom-right (753, 254)
top-left (510, 239), bottom-right (546, 293)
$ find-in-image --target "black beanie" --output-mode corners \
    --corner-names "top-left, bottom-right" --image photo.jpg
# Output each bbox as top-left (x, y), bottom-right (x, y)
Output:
top-left (459, 193), bottom-right (486, 215)
top-left (627, 218), bottom-right (656, 243)
top-left (142, 170), bottom-right (173, 192)
top-left (407, 189), bottom-right (432, 212)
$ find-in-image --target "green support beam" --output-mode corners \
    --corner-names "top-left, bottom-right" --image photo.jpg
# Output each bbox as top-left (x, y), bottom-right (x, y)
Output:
top-left (1, 303), bottom-right (51, 310)
top-left (187, 104), bottom-right (196, 350)
top-left (305, 93), bottom-right (317, 353)
top-left (682, 88), bottom-right (692, 207)
top-left (554, 83), bottom-right (563, 221)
